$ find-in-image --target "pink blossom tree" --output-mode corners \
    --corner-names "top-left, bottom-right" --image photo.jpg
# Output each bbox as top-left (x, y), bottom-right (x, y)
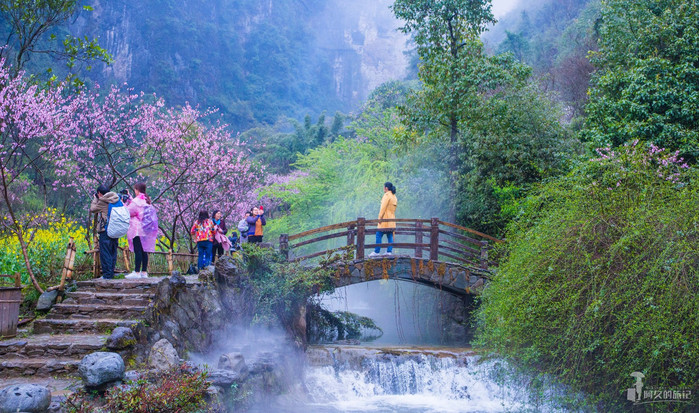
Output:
top-left (53, 85), bottom-right (264, 251)
top-left (0, 62), bottom-right (73, 292)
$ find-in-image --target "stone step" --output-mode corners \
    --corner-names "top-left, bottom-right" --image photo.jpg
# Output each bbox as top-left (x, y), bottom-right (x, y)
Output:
top-left (75, 278), bottom-right (161, 294)
top-left (0, 357), bottom-right (81, 377)
top-left (33, 318), bottom-right (139, 335)
top-left (63, 291), bottom-right (154, 306)
top-left (46, 304), bottom-right (147, 320)
top-left (0, 334), bottom-right (106, 359)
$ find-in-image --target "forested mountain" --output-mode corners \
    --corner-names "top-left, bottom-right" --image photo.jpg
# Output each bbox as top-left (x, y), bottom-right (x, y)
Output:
top-left (61, 0), bottom-right (409, 130)
top-left (484, 0), bottom-right (599, 116)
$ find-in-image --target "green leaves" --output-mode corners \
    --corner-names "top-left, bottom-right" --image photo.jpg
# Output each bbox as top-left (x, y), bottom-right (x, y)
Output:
top-left (583, 0), bottom-right (699, 159)
top-left (476, 143), bottom-right (699, 408)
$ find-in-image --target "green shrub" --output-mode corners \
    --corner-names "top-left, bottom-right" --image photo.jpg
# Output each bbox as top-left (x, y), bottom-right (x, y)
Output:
top-left (476, 142), bottom-right (699, 410)
top-left (64, 365), bottom-right (213, 413)
top-left (239, 243), bottom-right (338, 330)
top-left (0, 213), bottom-right (90, 288)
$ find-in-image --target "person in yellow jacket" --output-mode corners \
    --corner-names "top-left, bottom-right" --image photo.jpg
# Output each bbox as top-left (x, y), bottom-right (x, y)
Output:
top-left (370, 182), bottom-right (397, 257)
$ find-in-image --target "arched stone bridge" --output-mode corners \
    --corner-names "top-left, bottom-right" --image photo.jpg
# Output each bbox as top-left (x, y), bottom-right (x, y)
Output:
top-left (330, 256), bottom-right (489, 296)
top-left (280, 218), bottom-right (501, 296)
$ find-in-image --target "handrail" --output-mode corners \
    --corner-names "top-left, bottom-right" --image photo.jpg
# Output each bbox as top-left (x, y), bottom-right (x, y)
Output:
top-left (281, 217), bottom-right (499, 270)
top-left (0, 273), bottom-right (21, 288)
top-left (438, 220), bottom-right (504, 243)
top-left (288, 220), bottom-right (357, 241)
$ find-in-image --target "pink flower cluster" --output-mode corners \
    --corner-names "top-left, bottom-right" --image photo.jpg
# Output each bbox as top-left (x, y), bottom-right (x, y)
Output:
top-left (592, 140), bottom-right (690, 189)
top-left (0, 63), bottom-right (264, 249)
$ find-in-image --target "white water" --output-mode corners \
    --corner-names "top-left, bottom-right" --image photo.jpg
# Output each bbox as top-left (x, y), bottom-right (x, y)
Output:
top-left (299, 346), bottom-right (556, 413)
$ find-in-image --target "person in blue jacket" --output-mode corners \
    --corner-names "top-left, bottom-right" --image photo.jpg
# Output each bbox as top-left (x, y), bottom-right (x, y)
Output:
top-left (246, 206), bottom-right (266, 243)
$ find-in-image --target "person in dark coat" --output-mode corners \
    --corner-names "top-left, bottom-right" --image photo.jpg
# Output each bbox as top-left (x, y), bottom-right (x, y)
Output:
top-left (89, 184), bottom-right (120, 279)
top-left (211, 209), bottom-right (228, 263)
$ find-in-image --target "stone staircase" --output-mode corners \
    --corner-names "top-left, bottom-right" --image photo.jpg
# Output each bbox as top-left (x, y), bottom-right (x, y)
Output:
top-left (0, 278), bottom-right (160, 378)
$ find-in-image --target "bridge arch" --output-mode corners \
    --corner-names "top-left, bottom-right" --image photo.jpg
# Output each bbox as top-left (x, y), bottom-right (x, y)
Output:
top-left (330, 256), bottom-right (488, 296)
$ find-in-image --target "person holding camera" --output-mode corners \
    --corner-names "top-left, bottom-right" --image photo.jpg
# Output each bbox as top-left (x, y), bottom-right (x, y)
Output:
top-left (246, 206), bottom-right (266, 244)
top-left (89, 185), bottom-right (121, 279)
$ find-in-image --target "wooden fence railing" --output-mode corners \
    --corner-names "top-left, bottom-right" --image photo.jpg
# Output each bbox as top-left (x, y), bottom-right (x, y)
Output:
top-left (279, 218), bottom-right (503, 269)
top-left (82, 248), bottom-right (199, 278)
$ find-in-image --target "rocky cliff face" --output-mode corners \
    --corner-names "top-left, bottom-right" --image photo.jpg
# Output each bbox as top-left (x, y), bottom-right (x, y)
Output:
top-left (70, 0), bottom-right (409, 128)
top-left (313, 0), bottom-right (409, 107)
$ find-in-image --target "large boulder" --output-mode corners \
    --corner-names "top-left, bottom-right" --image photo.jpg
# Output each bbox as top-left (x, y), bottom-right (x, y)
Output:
top-left (198, 265), bottom-right (215, 283)
top-left (217, 352), bottom-right (247, 375)
top-left (78, 352), bottom-right (125, 389)
top-left (106, 327), bottom-right (136, 350)
top-left (0, 384), bottom-right (51, 413)
top-left (169, 271), bottom-right (186, 288)
top-left (35, 290), bottom-right (58, 311)
top-left (148, 339), bottom-right (179, 371)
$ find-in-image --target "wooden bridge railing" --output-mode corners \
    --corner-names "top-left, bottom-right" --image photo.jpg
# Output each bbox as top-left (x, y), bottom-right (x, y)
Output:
top-left (279, 218), bottom-right (503, 269)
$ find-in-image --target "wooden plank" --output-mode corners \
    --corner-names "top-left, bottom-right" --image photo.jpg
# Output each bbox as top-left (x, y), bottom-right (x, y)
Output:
top-left (291, 246), bottom-right (349, 262)
top-left (288, 220), bottom-right (357, 241)
top-left (439, 243), bottom-right (478, 259)
top-left (364, 218), bottom-right (431, 225)
top-left (439, 229), bottom-right (484, 247)
top-left (439, 250), bottom-right (475, 265)
top-left (442, 239), bottom-right (480, 255)
top-left (438, 220), bottom-right (504, 243)
top-left (363, 243), bottom-right (430, 250)
top-left (290, 231), bottom-right (349, 249)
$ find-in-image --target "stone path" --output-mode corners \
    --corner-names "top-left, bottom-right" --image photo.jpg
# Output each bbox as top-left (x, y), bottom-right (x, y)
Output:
top-left (0, 278), bottom-right (161, 378)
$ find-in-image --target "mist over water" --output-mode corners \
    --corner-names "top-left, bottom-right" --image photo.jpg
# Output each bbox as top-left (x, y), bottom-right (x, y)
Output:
top-left (320, 280), bottom-right (465, 345)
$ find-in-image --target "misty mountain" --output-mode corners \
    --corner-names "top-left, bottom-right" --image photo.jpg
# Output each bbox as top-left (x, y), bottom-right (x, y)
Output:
top-left (68, 0), bottom-right (409, 130)
top-left (484, 0), bottom-right (599, 115)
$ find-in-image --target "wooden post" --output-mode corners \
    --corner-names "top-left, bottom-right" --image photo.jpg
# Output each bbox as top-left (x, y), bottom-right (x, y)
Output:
top-left (92, 214), bottom-right (100, 278)
top-left (167, 249), bottom-right (174, 273)
top-left (93, 248), bottom-right (101, 278)
top-left (356, 218), bottom-right (365, 260)
top-left (430, 218), bottom-right (439, 261)
top-left (57, 239), bottom-right (76, 304)
top-left (59, 237), bottom-right (73, 287)
top-left (480, 242), bottom-right (489, 270)
top-left (279, 234), bottom-right (290, 261)
top-left (415, 221), bottom-right (423, 258)
top-left (122, 247), bottom-right (131, 273)
top-left (347, 224), bottom-right (356, 247)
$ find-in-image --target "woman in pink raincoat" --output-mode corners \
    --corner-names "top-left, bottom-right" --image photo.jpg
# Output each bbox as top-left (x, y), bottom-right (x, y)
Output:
top-left (125, 182), bottom-right (157, 279)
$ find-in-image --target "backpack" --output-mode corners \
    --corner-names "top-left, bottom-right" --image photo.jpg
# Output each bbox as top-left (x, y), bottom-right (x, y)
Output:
top-left (141, 204), bottom-right (159, 234)
top-left (237, 218), bottom-right (249, 236)
top-left (106, 200), bottom-right (130, 239)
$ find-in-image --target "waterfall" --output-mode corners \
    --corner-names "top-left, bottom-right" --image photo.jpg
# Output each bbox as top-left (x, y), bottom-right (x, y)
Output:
top-left (301, 346), bottom-right (552, 412)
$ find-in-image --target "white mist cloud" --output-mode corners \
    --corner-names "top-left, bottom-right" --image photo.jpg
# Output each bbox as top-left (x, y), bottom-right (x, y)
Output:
top-left (491, 0), bottom-right (521, 17)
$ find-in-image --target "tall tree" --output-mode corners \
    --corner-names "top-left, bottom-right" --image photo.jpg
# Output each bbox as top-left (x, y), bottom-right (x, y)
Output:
top-left (0, 63), bottom-right (73, 292)
top-left (391, 0), bottom-right (497, 143)
top-left (583, 0), bottom-right (699, 158)
top-left (0, 0), bottom-right (110, 79)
